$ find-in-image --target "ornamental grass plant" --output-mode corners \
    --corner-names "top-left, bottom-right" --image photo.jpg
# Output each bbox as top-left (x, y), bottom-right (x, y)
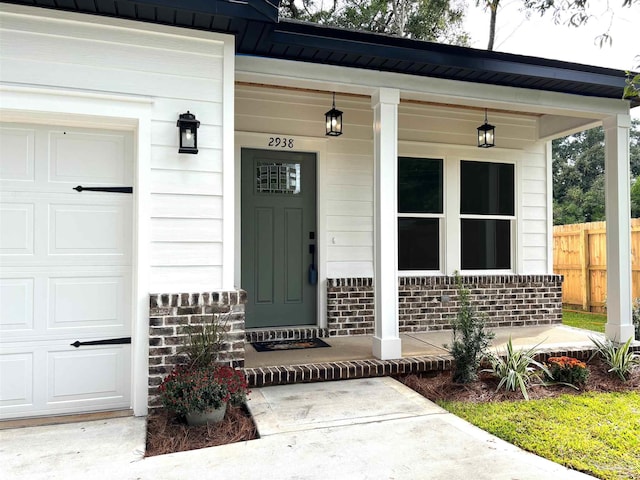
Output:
top-left (159, 313), bottom-right (250, 420)
top-left (590, 336), bottom-right (640, 381)
top-left (483, 337), bottom-right (550, 400)
top-left (180, 314), bottom-right (228, 369)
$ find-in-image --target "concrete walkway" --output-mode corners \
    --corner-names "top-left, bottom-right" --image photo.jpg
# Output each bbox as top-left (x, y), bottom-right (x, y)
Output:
top-left (1, 377), bottom-right (595, 480)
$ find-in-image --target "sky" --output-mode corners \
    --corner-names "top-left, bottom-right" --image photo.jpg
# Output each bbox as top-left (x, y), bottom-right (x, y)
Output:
top-left (463, 0), bottom-right (637, 71)
top-left (463, 0), bottom-right (638, 120)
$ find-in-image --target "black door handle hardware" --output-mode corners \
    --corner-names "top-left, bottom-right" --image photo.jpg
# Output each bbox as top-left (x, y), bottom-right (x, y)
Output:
top-left (74, 185), bottom-right (133, 194)
top-left (70, 337), bottom-right (131, 348)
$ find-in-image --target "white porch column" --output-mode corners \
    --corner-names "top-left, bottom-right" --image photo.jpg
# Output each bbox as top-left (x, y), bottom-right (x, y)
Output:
top-left (371, 87), bottom-right (402, 359)
top-left (603, 113), bottom-right (635, 342)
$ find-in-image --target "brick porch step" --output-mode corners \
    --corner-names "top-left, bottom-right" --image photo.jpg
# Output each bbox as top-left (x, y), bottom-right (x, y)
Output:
top-left (243, 355), bottom-right (453, 388)
top-left (245, 327), bottom-right (329, 343)
top-left (242, 345), bottom-right (625, 389)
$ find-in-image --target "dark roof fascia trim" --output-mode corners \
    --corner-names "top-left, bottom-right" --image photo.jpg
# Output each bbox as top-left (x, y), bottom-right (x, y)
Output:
top-left (126, 0), bottom-right (279, 23)
top-left (273, 22), bottom-right (627, 90)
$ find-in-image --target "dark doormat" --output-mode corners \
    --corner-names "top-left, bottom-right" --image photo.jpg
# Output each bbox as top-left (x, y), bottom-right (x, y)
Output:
top-left (251, 338), bottom-right (331, 352)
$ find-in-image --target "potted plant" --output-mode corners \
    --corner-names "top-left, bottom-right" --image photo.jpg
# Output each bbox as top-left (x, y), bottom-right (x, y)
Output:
top-left (159, 363), bottom-right (249, 425)
top-left (158, 314), bottom-right (250, 425)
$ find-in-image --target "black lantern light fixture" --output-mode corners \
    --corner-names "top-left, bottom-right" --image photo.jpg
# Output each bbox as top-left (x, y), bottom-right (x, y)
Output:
top-left (177, 111), bottom-right (200, 154)
top-left (477, 109), bottom-right (495, 148)
top-left (325, 93), bottom-right (343, 136)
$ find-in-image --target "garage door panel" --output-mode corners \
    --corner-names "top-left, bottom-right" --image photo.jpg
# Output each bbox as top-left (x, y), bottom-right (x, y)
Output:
top-left (0, 352), bottom-right (34, 409)
top-left (0, 126), bottom-right (35, 182)
top-left (0, 277), bottom-right (34, 331)
top-left (48, 347), bottom-right (128, 402)
top-left (49, 130), bottom-right (128, 184)
top-left (1, 122), bottom-right (133, 419)
top-left (50, 203), bottom-right (129, 255)
top-left (0, 203), bottom-right (34, 255)
top-left (49, 275), bottom-right (128, 330)
top-left (0, 344), bottom-right (131, 419)
top-left (1, 194), bottom-right (131, 266)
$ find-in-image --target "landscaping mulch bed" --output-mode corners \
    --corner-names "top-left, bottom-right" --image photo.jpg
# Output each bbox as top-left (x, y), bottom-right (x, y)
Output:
top-left (399, 357), bottom-right (640, 404)
top-left (145, 405), bottom-right (258, 457)
top-left (146, 358), bottom-right (637, 457)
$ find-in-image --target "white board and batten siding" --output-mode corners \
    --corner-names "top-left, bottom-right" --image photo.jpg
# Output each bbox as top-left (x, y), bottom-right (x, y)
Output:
top-left (0, 5), bottom-right (234, 418)
top-left (236, 85), bottom-right (551, 278)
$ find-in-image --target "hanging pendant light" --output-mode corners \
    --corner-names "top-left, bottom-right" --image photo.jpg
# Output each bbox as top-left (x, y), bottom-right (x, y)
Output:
top-left (477, 109), bottom-right (495, 148)
top-left (325, 92), bottom-right (343, 136)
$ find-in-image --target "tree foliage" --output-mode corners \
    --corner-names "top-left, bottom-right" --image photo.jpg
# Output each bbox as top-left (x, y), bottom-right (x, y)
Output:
top-left (552, 119), bottom-right (640, 225)
top-left (279, 0), bottom-right (469, 44)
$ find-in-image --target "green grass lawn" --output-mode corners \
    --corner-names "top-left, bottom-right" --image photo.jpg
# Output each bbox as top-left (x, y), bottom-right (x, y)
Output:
top-left (562, 309), bottom-right (607, 333)
top-left (440, 392), bottom-right (640, 480)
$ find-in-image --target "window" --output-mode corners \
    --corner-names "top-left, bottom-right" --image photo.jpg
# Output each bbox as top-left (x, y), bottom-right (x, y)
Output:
top-left (460, 161), bottom-right (514, 270)
top-left (397, 157), bottom-right (443, 270)
top-left (256, 162), bottom-right (301, 194)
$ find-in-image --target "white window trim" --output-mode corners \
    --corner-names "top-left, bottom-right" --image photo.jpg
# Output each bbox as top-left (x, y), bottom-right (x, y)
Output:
top-left (458, 158), bottom-right (517, 274)
top-left (396, 145), bottom-right (521, 276)
top-left (397, 157), bottom-right (445, 275)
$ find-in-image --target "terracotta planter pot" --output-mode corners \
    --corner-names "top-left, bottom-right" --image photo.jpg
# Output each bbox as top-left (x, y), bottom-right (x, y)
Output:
top-left (185, 403), bottom-right (227, 426)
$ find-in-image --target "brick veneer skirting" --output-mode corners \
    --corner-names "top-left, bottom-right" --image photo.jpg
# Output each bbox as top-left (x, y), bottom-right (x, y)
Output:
top-left (327, 278), bottom-right (375, 336)
top-left (327, 275), bottom-right (563, 336)
top-left (148, 290), bottom-right (246, 409)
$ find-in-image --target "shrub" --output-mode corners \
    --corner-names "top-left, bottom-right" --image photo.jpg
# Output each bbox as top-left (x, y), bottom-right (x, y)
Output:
top-left (159, 364), bottom-right (249, 417)
top-left (483, 337), bottom-right (550, 400)
top-left (590, 336), bottom-right (640, 381)
top-left (545, 356), bottom-right (589, 387)
top-left (446, 273), bottom-right (494, 384)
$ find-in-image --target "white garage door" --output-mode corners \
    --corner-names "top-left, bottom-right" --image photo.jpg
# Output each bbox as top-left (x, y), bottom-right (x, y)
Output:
top-left (0, 123), bottom-right (133, 419)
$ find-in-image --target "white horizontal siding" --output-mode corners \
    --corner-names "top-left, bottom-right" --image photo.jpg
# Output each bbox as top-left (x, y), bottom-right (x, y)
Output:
top-left (150, 170), bottom-right (223, 195)
top-left (151, 218), bottom-right (223, 242)
top-left (150, 266), bottom-right (223, 292)
top-left (150, 146), bottom-right (223, 172)
top-left (518, 148), bottom-right (549, 273)
top-left (151, 243), bottom-right (222, 266)
top-left (236, 84), bottom-right (551, 278)
top-left (399, 104), bottom-right (538, 149)
top-left (236, 86), bottom-right (375, 277)
top-left (150, 194), bottom-right (223, 219)
top-left (1, 9), bottom-right (233, 293)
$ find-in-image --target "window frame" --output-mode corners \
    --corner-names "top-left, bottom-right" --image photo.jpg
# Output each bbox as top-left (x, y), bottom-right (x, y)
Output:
top-left (458, 159), bottom-right (516, 274)
top-left (396, 156), bottom-right (445, 274)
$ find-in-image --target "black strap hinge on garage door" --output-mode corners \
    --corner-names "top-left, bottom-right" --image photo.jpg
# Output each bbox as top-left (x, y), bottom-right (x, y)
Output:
top-left (70, 337), bottom-right (131, 348)
top-left (73, 185), bottom-right (133, 194)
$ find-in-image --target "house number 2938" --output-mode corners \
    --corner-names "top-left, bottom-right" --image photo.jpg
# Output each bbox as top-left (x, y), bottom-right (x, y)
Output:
top-left (268, 137), bottom-right (294, 148)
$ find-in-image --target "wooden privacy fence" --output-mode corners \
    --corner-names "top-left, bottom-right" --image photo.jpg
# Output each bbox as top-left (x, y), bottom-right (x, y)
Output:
top-left (553, 219), bottom-right (640, 312)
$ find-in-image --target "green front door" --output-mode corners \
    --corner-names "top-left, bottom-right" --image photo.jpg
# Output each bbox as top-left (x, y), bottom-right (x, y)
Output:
top-left (241, 148), bottom-right (317, 328)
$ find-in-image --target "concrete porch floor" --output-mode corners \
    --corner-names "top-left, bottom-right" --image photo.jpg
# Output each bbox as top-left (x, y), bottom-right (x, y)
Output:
top-left (242, 325), bottom-right (603, 388)
top-left (245, 324), bottom-right (598, 368)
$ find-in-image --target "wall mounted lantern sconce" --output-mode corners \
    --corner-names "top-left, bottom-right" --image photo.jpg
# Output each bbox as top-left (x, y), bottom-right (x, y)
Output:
top-left (477, 109), bottom-right (495, 148)
top-left (325, 93), bottom-right (343, 136)
top-left (177, 111), bottom-right (200, 154)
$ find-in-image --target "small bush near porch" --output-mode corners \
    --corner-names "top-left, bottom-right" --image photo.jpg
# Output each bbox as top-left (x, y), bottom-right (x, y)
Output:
top-left (440, 392), bottom-right (640, 480)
